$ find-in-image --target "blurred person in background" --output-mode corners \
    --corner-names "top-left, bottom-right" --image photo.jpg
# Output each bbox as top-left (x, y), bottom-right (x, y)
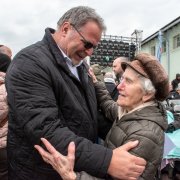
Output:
top-left (167, 83), bottom-right (180, 100)
top-left (111, 57), bottom-right (129, 101)
top-left (0, 53), bottom-right (11, 180)
top-left (103, 72), bottom-right (116, 95)
top-left (91, 64), bottom-right (104, 82)
top-left (112, 56), bottom-right (128, 84)
top-left (166, 83), bottom-right (180, 134)
top-left (0, 45), bottom-right (12, 58)
top-left (171, 73), bottom-right (180, 91)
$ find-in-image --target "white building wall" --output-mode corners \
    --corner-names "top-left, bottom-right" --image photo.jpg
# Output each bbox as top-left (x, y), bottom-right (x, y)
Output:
top-left (141, 23), bottom-right (180, 81)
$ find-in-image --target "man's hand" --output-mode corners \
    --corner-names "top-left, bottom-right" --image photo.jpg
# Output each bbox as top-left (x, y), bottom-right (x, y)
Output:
top-left (108, 140), bottom-right (146, 180)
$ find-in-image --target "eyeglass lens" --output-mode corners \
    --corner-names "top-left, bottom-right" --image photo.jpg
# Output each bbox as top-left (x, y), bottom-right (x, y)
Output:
top-left (71, 24), bottom-right (96, 50)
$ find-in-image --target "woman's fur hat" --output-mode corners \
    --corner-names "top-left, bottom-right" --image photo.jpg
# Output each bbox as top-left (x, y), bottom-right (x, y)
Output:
top-left (121, 53), bottom-right (169, 101)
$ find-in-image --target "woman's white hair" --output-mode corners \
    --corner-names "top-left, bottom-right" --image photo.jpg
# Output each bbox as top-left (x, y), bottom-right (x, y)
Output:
top-left (132, 70), bottom-right (156, 96)
top-left (139, 75), bottom-right (156, 95)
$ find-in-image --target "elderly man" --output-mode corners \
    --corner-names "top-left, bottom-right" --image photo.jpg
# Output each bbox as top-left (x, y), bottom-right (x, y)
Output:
top-left (6, 6), bottom-right (146, 180)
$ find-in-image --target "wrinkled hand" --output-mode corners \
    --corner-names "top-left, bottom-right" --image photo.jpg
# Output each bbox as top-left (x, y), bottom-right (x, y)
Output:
top-left (108, 141), bottom-right (146, 180)
top-left (34, 138), bottom-right (76, 180)
top-left (89, 68), bottom-right (98, 83)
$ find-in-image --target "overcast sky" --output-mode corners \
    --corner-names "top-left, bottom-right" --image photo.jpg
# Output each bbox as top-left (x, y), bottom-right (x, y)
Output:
top-left (1, 0), bottom-right (180, 56)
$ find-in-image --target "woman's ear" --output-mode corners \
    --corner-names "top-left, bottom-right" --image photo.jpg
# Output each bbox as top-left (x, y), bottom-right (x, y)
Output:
top-left (142, 93), bottom-right (154, 102)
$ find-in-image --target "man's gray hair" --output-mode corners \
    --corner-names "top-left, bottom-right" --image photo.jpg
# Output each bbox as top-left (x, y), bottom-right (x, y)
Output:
top-left (57, 6), bottom-right (106, 32)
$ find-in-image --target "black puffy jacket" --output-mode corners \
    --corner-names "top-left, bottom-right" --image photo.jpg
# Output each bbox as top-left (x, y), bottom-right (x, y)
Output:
top-left (5, 28), bottom-right (112, 180)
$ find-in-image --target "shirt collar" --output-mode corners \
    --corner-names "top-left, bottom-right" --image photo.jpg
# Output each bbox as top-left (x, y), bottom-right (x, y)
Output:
top-left (58, 45), bottom-right (83, 68)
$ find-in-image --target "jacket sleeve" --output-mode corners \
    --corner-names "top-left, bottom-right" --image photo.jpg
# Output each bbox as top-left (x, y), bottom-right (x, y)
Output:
top-left (76, 171), bottom-right (104, 180)
top-left (94, 82), bottom-right (118, 121)
top-left (5, 53), bottom-right (112, 178)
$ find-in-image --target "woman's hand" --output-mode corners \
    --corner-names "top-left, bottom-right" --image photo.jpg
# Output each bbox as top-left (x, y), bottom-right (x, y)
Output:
top-left (34, 138), bottom-right (76, 180)
top-left (89, 68), bottom-right (98, 83)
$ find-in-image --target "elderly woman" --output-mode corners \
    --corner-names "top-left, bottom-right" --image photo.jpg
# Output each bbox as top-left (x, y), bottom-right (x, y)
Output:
top-left (35, 53), bottom-right (169, 180)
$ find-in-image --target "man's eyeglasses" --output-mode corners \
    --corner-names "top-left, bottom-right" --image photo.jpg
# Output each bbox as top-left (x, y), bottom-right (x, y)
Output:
top-left (70, 24), bottom-right (96, 50)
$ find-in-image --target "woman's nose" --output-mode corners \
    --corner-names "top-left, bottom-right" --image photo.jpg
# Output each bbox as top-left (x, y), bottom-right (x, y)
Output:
top-left (117, 79), bottom-right (125, 90)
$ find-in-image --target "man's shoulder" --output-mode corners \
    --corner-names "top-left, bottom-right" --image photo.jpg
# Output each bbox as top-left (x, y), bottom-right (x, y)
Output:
top-left (13, 41), bottom-right (52, 66)
top-left (17, 40), bottom-right (47, 57)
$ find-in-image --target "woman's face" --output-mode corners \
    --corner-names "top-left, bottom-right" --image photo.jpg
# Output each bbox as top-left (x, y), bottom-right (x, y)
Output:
top-left (117, 67), bottom-right (146, 111)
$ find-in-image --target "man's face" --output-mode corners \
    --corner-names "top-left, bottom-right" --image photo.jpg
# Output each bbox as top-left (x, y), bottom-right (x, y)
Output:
top-left (112, 61), bottom-right (123, 76)
top-left (63, 21), bottom-right (102, 65)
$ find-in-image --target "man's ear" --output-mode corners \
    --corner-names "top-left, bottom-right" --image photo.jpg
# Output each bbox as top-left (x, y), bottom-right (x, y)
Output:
top-left (60, 22), bottom-right (71, 35)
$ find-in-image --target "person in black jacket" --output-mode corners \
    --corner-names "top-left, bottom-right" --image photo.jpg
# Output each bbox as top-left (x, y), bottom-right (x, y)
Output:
top-left (166, 83), bottom-right (180, 133)
top-left (5, 6), bottom-right (146, 180)
top-left (171, 73), bottom-right (180, 91)
top-left (168, 83), bottom-right (180, 100)
top-left (104, 72), bottom-right (116, 95)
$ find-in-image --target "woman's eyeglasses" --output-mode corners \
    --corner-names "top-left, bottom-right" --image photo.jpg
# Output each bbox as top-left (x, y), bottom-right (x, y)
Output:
top-left (70, 24), bottom-right (97, 50)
